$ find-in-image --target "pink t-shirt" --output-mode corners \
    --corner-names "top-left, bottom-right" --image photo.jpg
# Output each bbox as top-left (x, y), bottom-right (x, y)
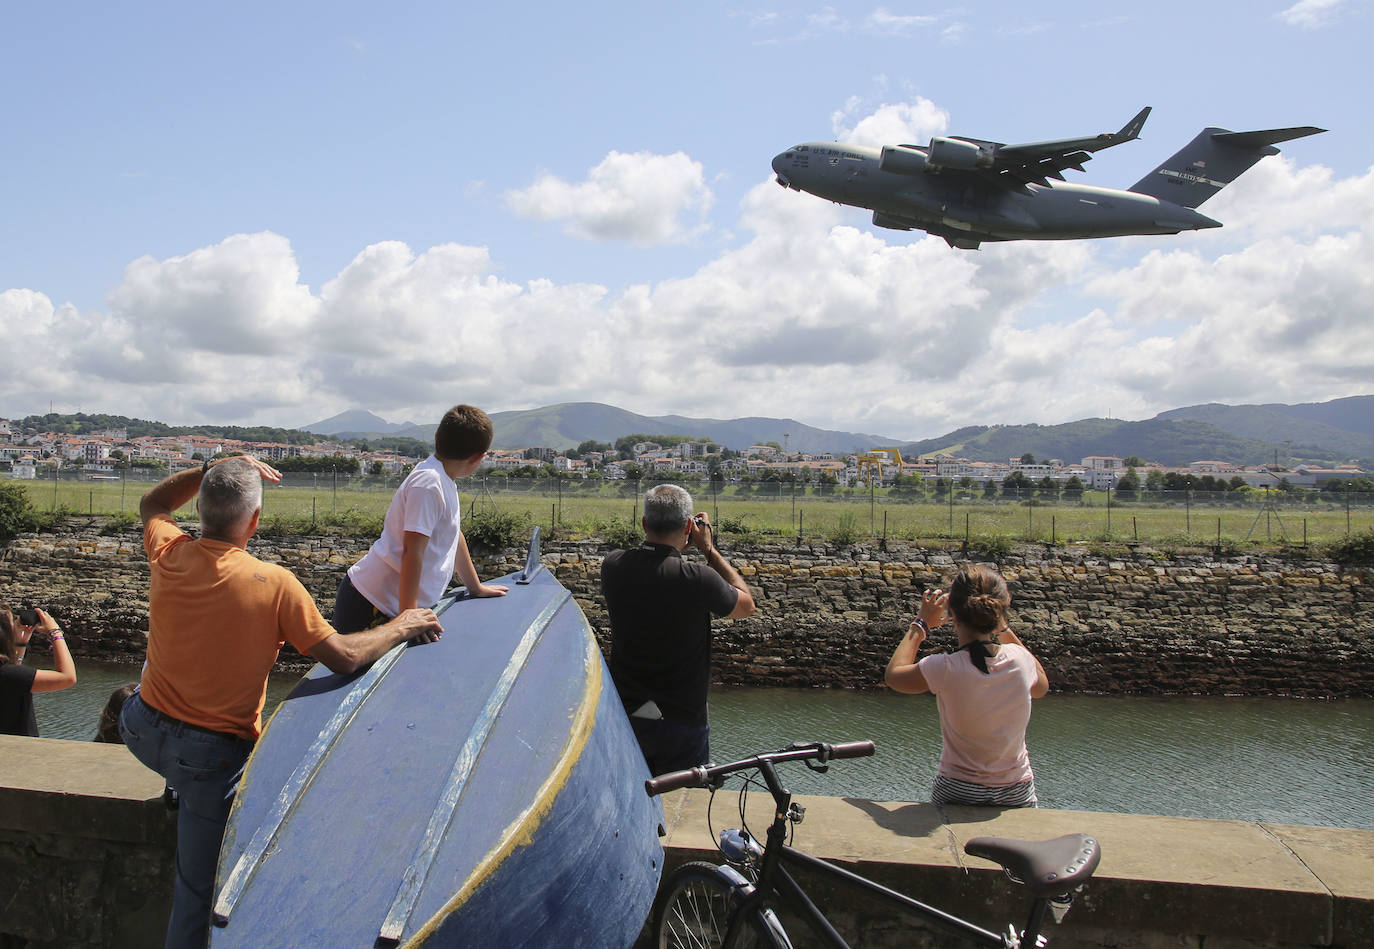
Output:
top-left (918, 643), bottom-right (1038, 786)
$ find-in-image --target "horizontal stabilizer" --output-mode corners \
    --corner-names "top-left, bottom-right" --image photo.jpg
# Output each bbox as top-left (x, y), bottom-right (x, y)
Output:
top-left (1212, 126), bottom-right (1326, 149)
top-left (1129, 124), bottom-right (1326, 208)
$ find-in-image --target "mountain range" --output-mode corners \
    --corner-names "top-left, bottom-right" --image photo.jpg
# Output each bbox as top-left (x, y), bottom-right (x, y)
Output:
top-left (302, 403), bottom-right (896, 456)
top-left (302, 396), bottom-right (1374, 468)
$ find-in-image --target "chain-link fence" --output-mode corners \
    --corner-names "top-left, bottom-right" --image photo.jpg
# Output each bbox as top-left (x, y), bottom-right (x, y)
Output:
top-left (16, 470), bottom-right (1373, 546)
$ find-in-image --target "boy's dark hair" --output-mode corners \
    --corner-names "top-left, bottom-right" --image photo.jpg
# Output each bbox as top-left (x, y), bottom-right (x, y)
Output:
top-left (435, 405), bottom-right (494, 461)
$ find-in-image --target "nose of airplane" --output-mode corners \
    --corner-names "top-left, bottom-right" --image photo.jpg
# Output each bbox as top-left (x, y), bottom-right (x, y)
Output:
top-left (771, 151), bottom-right (792, 188)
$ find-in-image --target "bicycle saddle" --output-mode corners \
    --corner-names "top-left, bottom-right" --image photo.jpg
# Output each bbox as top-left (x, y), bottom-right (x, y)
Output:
top-left (963, 834), bottom-right (1100, 898)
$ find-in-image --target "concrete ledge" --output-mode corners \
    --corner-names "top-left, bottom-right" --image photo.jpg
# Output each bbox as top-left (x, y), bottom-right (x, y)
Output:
top-left (3, 737), bottom-right (1372, 948)
top-left (657, 790), bottom-right (1374, 948)
top-left (0, 736), bottom-right (173, 949)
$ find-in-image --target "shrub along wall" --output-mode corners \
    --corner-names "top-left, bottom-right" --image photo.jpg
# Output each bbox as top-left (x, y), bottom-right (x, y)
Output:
top-left (0, 519), bottom-right (1369, 697)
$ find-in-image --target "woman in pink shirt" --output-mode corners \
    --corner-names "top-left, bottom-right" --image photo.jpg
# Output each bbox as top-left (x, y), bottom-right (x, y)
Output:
top-left (885, 564), bottom-right (1049, 807)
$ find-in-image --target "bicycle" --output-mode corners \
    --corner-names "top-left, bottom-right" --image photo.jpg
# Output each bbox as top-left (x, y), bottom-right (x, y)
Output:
top-left (644, 740), bottom-right (1100, 948)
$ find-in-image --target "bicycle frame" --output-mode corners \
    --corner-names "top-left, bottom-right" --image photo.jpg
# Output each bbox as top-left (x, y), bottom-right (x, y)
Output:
top-left (733, 758), bottom-right (1016, 949)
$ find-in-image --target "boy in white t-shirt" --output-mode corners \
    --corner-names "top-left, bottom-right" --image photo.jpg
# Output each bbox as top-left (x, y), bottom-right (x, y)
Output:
top-left (334, 405), bottom-right (507, 632)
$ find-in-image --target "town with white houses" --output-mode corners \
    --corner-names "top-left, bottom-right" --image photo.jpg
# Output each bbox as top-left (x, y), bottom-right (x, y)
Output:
top-left (0, 418), bottom-right (1365, 491)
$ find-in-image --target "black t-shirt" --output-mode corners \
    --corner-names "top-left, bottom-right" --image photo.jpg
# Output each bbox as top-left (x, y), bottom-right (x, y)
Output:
top-left (0, 662), bottom-right (38, 737)
top-left (601, 543), bottom-right (739, 726)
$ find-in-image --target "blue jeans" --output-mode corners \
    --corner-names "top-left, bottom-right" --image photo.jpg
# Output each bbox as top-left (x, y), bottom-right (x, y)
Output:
top-left (120, 692), bottom-right (254, 949)
top-left (629, 716), bottom-right (710, 777)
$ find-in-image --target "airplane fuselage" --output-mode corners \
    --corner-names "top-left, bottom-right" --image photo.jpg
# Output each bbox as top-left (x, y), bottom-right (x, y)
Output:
top-left (772, 142), bottom-right (1222, 245)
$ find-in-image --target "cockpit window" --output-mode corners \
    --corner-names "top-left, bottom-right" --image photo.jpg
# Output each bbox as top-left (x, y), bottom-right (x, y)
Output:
top-left (796, 145), bottom-right (809, 152)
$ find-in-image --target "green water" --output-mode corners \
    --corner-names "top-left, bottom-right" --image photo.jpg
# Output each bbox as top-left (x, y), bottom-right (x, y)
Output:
top-left (32, 662), bottom-right (1374, 830)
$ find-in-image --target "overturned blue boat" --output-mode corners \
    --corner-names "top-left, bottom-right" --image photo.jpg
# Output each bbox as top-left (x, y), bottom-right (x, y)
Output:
top-left (209, 530), bottom-right (663, 948)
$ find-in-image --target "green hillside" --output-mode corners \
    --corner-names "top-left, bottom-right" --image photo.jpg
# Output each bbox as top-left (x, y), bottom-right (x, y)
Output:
top-left (899, 417), bottom-right (1354, 467)
top-left (483, 402), bottom-right (893, 454)
top-left (1158, 397), bottom-right (1374, 462)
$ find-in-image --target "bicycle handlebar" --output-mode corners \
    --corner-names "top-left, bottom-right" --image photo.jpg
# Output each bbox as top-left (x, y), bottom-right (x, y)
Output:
top-left (644, 740), bottom-right (876, 796)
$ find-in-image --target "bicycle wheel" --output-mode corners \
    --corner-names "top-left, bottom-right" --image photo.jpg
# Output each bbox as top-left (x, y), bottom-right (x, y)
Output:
top-left (653, 862), bottom-right (789, 949)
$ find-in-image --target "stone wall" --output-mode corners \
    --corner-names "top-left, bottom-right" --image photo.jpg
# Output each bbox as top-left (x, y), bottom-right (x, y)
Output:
top-left (1, 519), bottom-right (1370, 695)
top-left (4, 735), bottom-right (1372, 948)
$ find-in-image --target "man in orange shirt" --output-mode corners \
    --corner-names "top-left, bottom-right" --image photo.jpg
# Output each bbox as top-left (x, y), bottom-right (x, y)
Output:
top-left (120, 455), bottom-right (443, 949)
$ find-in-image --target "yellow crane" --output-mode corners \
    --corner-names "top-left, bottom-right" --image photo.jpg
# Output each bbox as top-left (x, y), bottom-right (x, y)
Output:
top-left (856, 448), bottom-right (903, 485)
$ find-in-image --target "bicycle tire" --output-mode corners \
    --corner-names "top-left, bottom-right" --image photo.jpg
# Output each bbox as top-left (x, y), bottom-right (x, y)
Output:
top-left (653, 862), bottom-right (790, 949)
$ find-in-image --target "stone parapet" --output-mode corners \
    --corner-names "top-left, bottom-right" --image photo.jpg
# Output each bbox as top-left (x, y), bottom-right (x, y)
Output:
top-left (1, 520), bottom-right (1369, 694)
top-left (653, 788), bottom-right (1374, 948)
top-left (0, 736), bottom-right (173, 949)
top-left (2, 737), bottom-right (1370, 948)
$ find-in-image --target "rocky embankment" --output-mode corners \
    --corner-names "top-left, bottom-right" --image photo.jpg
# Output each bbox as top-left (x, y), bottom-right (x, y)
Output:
top-left (1, 519), bottom-right (1369, 696)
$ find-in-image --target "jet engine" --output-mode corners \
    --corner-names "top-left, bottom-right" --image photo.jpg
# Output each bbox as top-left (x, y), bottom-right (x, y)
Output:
top-left (878, 145), bottom-right (929, 176)
top-left (927, 137), bottom-right (993, 170)
top-left (872, 211), bottom-right (919, 231)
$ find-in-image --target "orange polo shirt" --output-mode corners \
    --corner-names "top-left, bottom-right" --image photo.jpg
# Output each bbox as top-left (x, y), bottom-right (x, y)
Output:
top-left (140, 514), bottom-right (334, 739)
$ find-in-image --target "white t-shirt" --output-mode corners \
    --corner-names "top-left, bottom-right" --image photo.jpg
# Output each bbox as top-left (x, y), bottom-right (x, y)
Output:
top-left (347, 455), bottom-right (461, 617)
top-left (917, 642), bottom-right (1038, 786)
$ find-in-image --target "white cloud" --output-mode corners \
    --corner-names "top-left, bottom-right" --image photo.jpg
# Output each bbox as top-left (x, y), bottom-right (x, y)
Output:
top-left (504, 150), bottom-right (714, 246)
top-left (740, 7), bottom-right (962, 45)
top-left (2, 102), bottom-right (1369, 442)
top-left (1278, 0), bottom-right (1346, 29)
top-left (832, 96), bottom-right (949, 146)
top-left (940, 22), bottom-right (967, 45)
top-left (863, 7), bottom-right (938, 35)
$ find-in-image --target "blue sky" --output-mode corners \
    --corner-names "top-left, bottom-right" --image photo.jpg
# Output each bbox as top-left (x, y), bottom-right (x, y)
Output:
top-left (2, 0), bottom-right (1369, 441)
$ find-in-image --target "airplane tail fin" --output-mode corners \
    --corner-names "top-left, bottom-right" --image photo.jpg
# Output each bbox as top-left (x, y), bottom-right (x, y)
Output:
top-left (1115, 106), bottom-right (1151, 143)
top-left (1129, 125), bottom-right (1325, 208)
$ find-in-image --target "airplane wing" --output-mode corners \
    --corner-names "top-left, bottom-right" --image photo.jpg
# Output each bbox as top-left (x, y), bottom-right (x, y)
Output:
top-left (951, 106), bottom-right (1152, 188)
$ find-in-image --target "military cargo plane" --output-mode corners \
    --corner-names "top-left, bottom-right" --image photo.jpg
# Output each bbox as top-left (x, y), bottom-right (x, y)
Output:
top-left (771, 108), bottom-right (1324, 249)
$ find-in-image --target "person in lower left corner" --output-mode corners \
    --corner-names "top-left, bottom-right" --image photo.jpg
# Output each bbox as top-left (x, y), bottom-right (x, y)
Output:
top-left (121, 454), bottom-right (444, 949)
top-left (0, 606), bottom-right (78, 737)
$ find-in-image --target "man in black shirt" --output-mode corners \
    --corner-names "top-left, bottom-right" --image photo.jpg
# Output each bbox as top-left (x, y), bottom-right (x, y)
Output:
top-left (601, 484), bottom-right (756, 776)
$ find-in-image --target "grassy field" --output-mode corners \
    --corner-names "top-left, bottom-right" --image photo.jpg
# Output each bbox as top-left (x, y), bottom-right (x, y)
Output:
top-left (21, 475), bottom-right (1372, 549)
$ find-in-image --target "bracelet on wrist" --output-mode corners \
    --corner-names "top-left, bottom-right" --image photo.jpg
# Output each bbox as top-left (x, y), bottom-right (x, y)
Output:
top-left (912, 618), bottom-right (930, 637)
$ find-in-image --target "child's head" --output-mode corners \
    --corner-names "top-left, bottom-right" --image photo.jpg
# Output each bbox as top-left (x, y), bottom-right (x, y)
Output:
top-left (946, 564), bottom-right (1011, 635)
top-left (435, 405), bottom-right (494, 464)
top-left (96, 683), bottom-right (138, 743)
